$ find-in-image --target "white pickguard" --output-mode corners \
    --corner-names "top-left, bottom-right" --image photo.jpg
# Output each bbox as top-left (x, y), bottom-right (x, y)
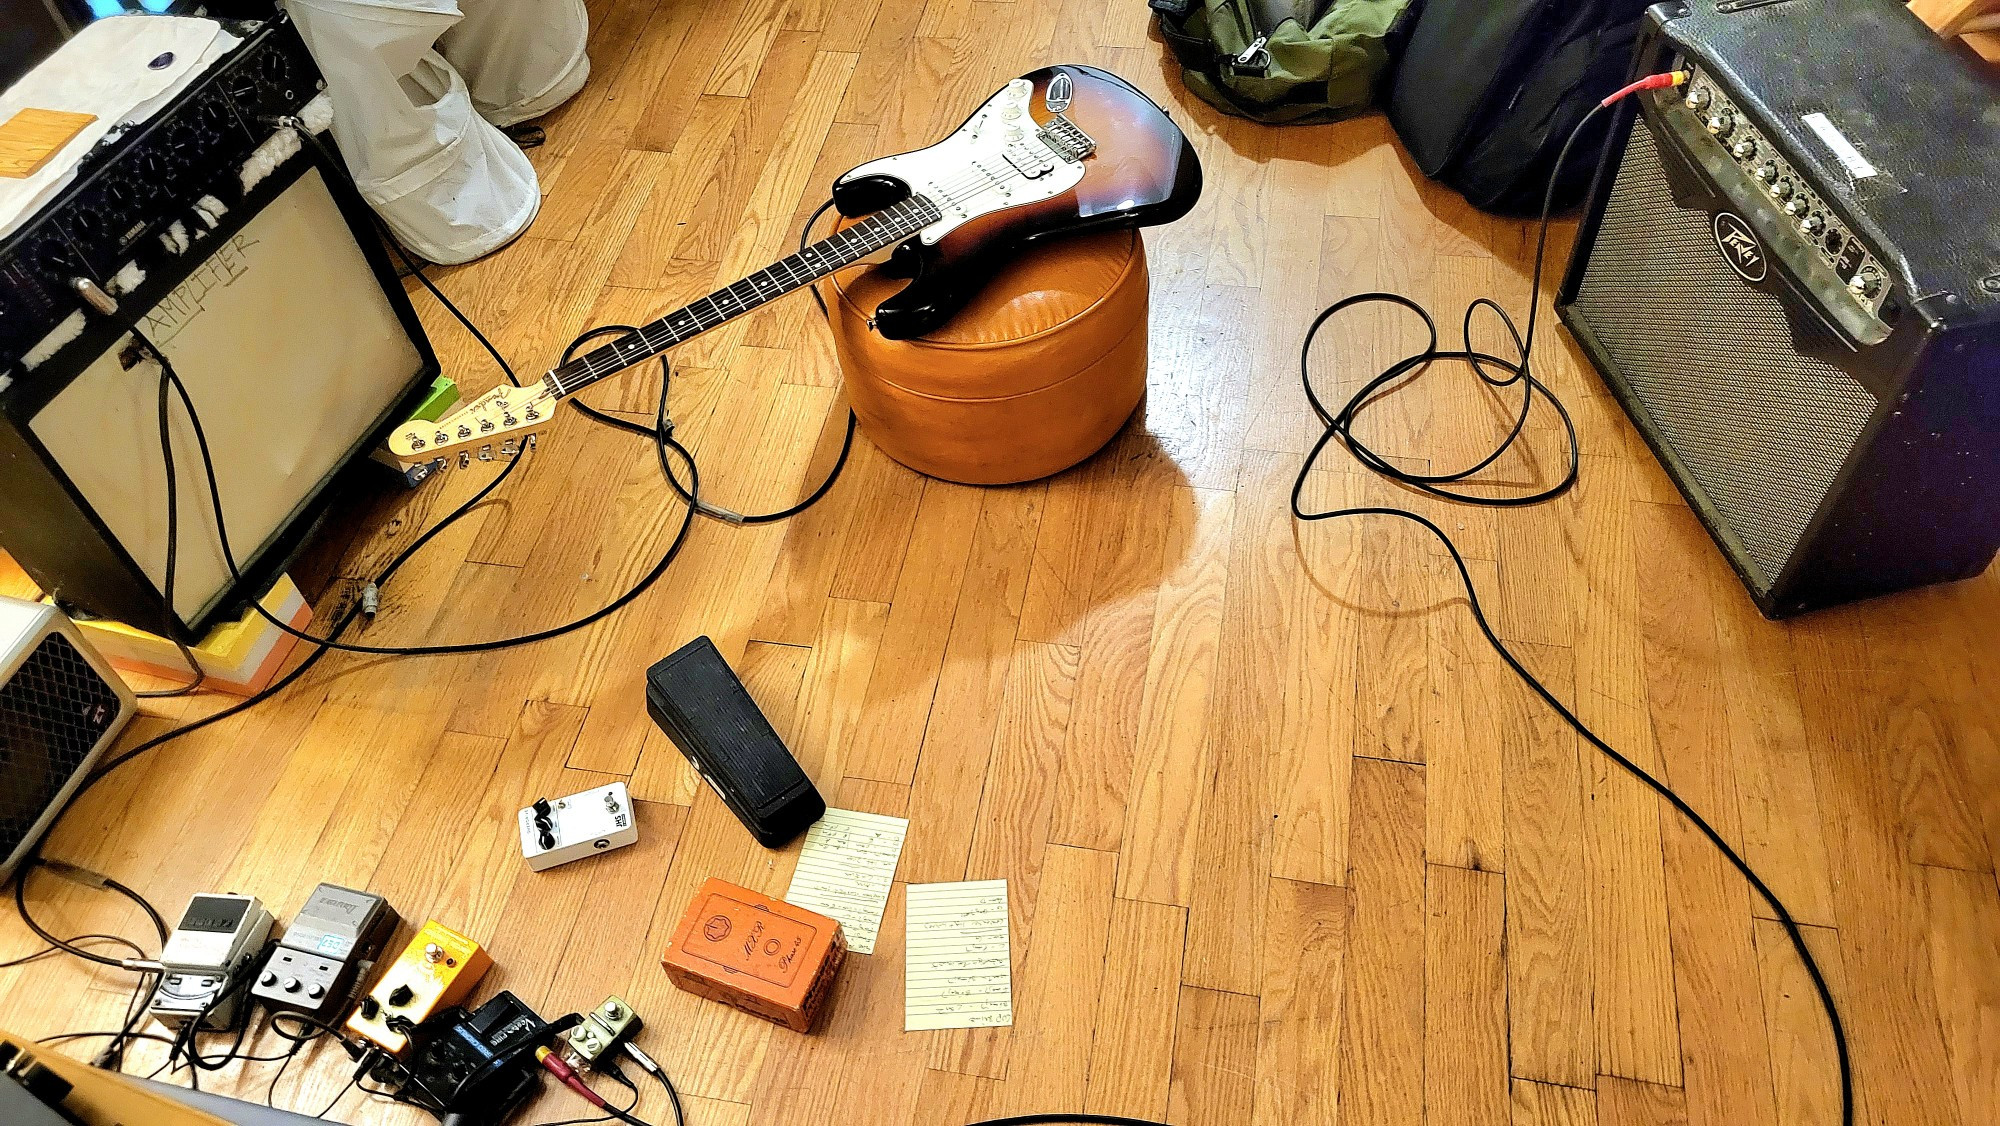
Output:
top-left (839, 78), bottom-right (1086, 245)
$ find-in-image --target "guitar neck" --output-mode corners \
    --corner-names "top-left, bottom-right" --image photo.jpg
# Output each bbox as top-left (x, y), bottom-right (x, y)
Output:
top-left (542, 195), bottom-right (942, 398)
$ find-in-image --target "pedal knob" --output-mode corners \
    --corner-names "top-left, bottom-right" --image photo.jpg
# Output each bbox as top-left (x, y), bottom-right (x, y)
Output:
top-left (388, 984), bottom-right (415, 1006)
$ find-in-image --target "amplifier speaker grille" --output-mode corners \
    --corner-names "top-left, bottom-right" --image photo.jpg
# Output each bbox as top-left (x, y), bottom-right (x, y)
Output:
top-left (1568, 122), bottom-right (1877, 589)
top-left (0, 634), bottom-right (121, 859)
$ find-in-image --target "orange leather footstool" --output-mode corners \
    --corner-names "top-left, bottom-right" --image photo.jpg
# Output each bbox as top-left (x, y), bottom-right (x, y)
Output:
top-left (821, 229), bottom-right (1148, 485)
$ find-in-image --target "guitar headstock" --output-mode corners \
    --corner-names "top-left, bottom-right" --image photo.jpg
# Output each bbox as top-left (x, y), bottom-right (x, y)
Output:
top-left (385, 383), bottom-right (555, 473)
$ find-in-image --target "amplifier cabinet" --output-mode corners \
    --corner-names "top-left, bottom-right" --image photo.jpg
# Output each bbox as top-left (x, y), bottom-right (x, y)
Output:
top-left (0, 596), bottom-right (134, 880)
top-left (1557, 0), bottom-right (2000, 617)
top-left (0, 17), bottom-right (438, 641)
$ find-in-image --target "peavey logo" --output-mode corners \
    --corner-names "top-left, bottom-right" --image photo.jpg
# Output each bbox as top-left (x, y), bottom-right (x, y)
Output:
top-left (1712, 212), bottom-right (1767, 283)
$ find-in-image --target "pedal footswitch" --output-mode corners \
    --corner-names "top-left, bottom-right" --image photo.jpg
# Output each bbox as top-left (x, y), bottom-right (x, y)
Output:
top-left (251, 883), bottom-right (399, 1019)
top-left (149, 894), bottom-right (275, 1031)
top-left (519, 781), bottom-right (639, 872)
top-left (345, 920), bottom-right (493, 1056)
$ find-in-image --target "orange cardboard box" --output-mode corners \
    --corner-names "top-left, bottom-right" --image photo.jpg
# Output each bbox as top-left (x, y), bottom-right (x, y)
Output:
top-left (662, 878), bottom-right (846, 1032)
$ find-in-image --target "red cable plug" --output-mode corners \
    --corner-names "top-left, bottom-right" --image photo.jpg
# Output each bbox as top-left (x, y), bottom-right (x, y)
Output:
top-left (536, 1046), bottom-right (609, 1109)
top-left (1601, 70), bottom-right (1691, 107)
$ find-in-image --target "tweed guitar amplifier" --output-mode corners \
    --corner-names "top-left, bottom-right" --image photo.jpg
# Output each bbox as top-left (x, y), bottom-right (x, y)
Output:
top-left (1557, 0), bottom-right (2000, 617)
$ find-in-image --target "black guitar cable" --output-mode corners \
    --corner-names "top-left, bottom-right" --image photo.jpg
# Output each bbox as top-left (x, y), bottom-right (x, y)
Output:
top-left (1283, 74), bottom-right (1853, 1126)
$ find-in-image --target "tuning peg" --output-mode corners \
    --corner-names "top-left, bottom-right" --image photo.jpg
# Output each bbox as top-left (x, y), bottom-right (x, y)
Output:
top-left (500, 439), bottom-right (519, 458)
top-left (457, 451), bottom-right (471, 469)
top-left (409, 462), bottom-right (430, 483)
top-left (457, 424), bottom-right (472, 439)
top-left (525, 406), bottom-right (540, 421)
top-left (479, 418), bottom-right (495, 433)
top-left (406, 432), bottom-right (426, 450)
top-left (430, 457), bottom-right (446, 473)
top-left (477, 444), bottom-right (493, 461)
top-left (525, 434), bottom-right (538, 451)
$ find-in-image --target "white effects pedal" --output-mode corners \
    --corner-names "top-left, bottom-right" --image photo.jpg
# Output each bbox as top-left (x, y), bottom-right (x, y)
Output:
top-left (519, 781), bottom-right (639, 872)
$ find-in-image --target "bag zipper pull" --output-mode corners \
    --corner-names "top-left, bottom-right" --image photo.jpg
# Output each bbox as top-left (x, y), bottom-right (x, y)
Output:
top-left (1236, 35), bottom-right (1267, 65)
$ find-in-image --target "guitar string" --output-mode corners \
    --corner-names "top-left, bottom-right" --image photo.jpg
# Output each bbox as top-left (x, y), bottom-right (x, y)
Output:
top-left (547, 152), bottom-right (1053, 397)
top-left (528, 120), bottom-right (1076, 401)
top-left (552, 151), bottom-right (1049, 391)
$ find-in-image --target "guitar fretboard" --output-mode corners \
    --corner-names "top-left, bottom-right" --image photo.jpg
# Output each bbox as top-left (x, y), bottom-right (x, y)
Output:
top-left (544, 195), bottom-right (943, 397)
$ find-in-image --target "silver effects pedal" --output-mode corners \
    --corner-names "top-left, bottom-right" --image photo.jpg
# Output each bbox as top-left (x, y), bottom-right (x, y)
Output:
top-left (519, 781), bottom-right (638, 872)
top-left (148, 894), bottom-right (275, 1031)
top-left (251, 883), bottom-right (400, 1019)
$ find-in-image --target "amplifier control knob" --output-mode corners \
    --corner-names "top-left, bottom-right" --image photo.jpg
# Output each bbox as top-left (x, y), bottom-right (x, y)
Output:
top-left (1704, 112), bottom-right (1734, 137)
top-left (1784, 197), bottom-right (1809, 217)
top-left (1730, 139), bottom-right (1758, 161)
top-left (1848, 272), bottom-right (1881, 298)
top-left (1769, 180), bottom-right (1794, 200)
top-left (1798, 214), bottom-right (1825, 237)
top-left (1684, 87), bottom-right (1711, 111)
top-left (1754, 162), bottom-right (1778, 183)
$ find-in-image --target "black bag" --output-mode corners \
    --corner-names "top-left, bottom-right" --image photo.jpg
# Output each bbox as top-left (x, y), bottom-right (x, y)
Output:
top-left (1385, 0), bottom-right (1652, 214)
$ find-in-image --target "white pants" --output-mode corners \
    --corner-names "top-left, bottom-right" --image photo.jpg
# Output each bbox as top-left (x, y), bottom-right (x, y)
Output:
top-left (286, 0), bottom-right (589, 263)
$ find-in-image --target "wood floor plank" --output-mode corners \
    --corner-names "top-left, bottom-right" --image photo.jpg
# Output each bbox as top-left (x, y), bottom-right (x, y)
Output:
top-left (1923, 865), bottom-right (2000, 1126)
top-left (1596, 1077), bottom-right (1689, 1126)
top-left (902, 485), bottom-right (1046, 882)
top-left (1169, 986), bottom-right (1261, 1126)
top-left (1426, 863), bottom-right (1511, 1126)
top-left (1342, 758), bottom-right (1427, 1126)
top-left (1085, 897), bottom-right (1188, 1121)
top-left (986, 844), bottom-right (1118, 1115)
top-left (1513, 1080), bottom-right (1598, 1126)
top-left (1116, 486), bottom-right (1234, 902)
top-left (1254, 878), bottom-right (1351, 1126)
top-left (1497, 642), bottom-right (1596, 1088)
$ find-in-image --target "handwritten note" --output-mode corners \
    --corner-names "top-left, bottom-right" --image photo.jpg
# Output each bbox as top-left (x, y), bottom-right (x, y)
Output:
top-left (905, 879), bottom-right (1013, 1031)
top-left (784, 808), bottom-right (909, 955)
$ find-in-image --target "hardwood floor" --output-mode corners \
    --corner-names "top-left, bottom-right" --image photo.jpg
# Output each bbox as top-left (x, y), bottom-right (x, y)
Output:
top-left (5, 2), bottom-right (1999, 1125)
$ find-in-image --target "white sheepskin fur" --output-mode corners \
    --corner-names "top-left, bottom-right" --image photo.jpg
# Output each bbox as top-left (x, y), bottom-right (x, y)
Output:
top-left (108, 261), bottom-right (145, 296)
top-left (23, 311), bottom-right (87, 371)
top-left (240, 127), bottom-right (302, 193)
top-left (194, 195), bottom-right (227, 230)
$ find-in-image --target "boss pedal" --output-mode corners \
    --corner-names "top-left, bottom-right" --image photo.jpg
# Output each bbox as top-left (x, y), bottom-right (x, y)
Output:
top-left (147, 894), bottom-right (274, 1032)
top-left (519, 782), bottom-right (638, 872)
top-left (251, 883), bottom-right (399, 1019)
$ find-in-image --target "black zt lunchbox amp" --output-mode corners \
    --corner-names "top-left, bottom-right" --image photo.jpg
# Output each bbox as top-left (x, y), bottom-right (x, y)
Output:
top-left (1557, 0), bottom-right (2000, 617)
top-left (0, 14), bottom-right (438, 641)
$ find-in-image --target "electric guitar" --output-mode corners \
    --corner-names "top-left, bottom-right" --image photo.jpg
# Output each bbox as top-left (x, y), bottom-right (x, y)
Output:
top-left (388, 64), bottom-right (1202, 471)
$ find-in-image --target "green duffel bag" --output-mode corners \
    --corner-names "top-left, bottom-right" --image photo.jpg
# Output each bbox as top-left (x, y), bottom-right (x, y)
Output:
top-left (1151, 0), bottom-right (1419, 124)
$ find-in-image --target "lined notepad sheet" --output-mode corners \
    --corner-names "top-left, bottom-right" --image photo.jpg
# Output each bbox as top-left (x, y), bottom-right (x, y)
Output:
top-left (783, 808), bottom-right (909, 955)
top-left (905, 879), bottom-right (1013, 1031)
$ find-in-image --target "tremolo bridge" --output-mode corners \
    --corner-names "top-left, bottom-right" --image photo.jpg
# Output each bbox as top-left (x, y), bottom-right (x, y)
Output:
top-left (1037, 114), bottom-right (1095, 161)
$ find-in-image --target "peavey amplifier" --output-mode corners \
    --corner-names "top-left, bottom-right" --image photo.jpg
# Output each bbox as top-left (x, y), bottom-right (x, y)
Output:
top-left (1557, 0), bottom-right (2000, 617)
top-left (0, 15), bottom-right (438, 641)
top-left (0, 596), bottom-right (135, 880)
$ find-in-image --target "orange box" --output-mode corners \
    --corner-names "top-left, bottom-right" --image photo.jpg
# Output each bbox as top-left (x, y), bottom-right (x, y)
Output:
top-left (662, 878), bottom-right (845, 1032)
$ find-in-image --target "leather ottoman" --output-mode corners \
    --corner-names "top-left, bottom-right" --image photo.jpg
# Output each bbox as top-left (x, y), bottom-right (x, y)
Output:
top-left (820, 229), bottom-right (1149, 485)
